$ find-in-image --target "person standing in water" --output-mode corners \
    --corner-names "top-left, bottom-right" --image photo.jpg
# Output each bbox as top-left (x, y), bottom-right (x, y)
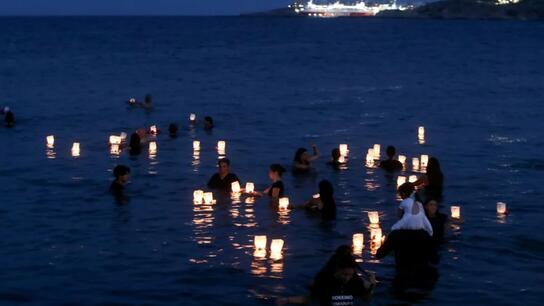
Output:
top-left (414, 157), bottom-right (444, 201)
top-left (305, 180), bottom-right (337, 220)
top-left (4, 107), bottom-right (14, 127)
top-left (207, 158), bottom-right (240, 193)
top-left (293, 145), bottom-right (320, 173)
top-left (204, 116), bottom-right (214, 130)
top-left (379, 146), bottom-right (403, 172)
top-left (129, 129), bottom-right (147, 155)
top-left (110, 165), bottom-right (130, 205)
top-left (276, 245), bottom-right (376, 306)
top-left (261, 164), bottom-right (286, 199)
top-left (424, 198), bottom-right (448, 246)
top-left (141, 94), bottom-right (153, 109)
top-left (327, 148), bottom-right (344, 169)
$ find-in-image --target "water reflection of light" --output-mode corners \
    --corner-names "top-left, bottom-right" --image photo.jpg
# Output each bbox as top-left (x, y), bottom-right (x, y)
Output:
top-left (364, 178), bottom-right (379, 192)
top-left (277, 209), bottom-right (291, 225)
top-left (110, 144), bottom-right (120, 157)
top-left (251, 252), bottom-right (267, 276)
top-left (148, 142), bottom-right (157, 159)
top-left (192, 203), bottom-right (214, 245)
top-left (270, 261), bottom-right (284, 275)
top-left (369, 228), bottom-right (383, 255)
top-left (46, 148), bottom-right (56, 159)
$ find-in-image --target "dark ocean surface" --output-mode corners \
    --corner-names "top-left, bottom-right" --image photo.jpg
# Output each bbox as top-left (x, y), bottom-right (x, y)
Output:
top-left (0, 17), bottom-right (543, 305)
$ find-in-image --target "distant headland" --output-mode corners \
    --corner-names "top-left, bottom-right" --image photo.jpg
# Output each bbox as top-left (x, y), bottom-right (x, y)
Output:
top-left (242, 0), bottom-right (544, 21)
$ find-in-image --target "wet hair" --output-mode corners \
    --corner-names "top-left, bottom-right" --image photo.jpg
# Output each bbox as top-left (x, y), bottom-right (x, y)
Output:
top-left (331, 148), bottom-right (341, 161)
top-left (113, 165), bottom-right (130, 178)
top-left (129, 132), bottom-right (141, 155)
top-left (144, 94), bottom-right (152, 104)
top-left (398, 182), bottom-right (415, 198)
top-left (269, 164), bottom-right (286, 176)
top-left (427, 157), bottom-right (443, 185)
top-left (386, 145), bottom-right (396, 158)
top-left (168, 123), bottom-right (178, 135)
top-left (319, 180), bottom-right (336, 219)
top-left (294, 148), bottom-right (308, 164)
top-left (322, 245), bottom-right (358, 274)
top-left (218, 158), bottom-right (230, 166)
top-left (204, 116), bottom-right (213, 125)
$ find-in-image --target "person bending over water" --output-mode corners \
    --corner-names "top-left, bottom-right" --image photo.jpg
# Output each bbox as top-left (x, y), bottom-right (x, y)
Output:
top-left (276, 245), bottom-right (376, 306)
top-left (305, 180), bottom-right (337, 220)
top-left (207, 158), bottom-right (240, 193)
top-left (293, 145), bottom-right (319, 173)
top-left (424, 198), bottom-right (447, 246)
top-left (379, 145), bottom-right (403, 172)
top-left (392, 183), bottom-right (433, 236)
top-left (110, 165), bottom-right (130, 204)
top-left (414, 157), bottom-right (444, 201)
top-left (204, 116), bottom-right (214, 130)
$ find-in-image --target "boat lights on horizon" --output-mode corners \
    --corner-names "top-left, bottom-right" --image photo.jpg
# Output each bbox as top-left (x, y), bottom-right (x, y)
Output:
top-left (278, 197), bottom-right (290, 210)
top-left (46, 135), bottom-right (55, 148)
top-left (71, 142), bottom-right (80, 157)
top-left (451, 206), bottom-right (461, 219)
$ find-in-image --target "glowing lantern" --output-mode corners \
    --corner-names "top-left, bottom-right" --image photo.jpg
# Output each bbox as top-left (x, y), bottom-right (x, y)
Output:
top-left (149, 125), bottom-right (158, 135)
top-left (338, 155), bottom-right (346, 163)
top-left (110, 144), bottom-right (120, 155)
top-left (46, 135), bottom-right (55, 147)
top-left (71, 142), bottom-right (80, 157)
top-left (373, 144), bottom-right (381, 159)
top-left (418, 126), bottom-right (425, 139)
top-left (420, 155), bottom-right (429, 168)
top-left (368, 211), bottom-right (379, 224)
top-left (254, 235), bottom-right (267, 250)
top-left (398, 155), bottom-right (406, 165)
top-left (149, 141), bottom-right (157, 154)
top-left (497, 202), bottom-right (507, 215)
top-left (193, 190), bottom-right (204, 204)
top-left (189, 113), bottom-right (196, 122)
top-left (412, 157), bottom-right (420, 171)
top-left (217, 140), bottom-right (226, 154)
top-left (109, 135), bottom-right (121, 145)
top-left (203, 192), bottom-right (214, 205)
top-left (339, 144), bottom-right (349, 157)
top-left (231, 181), bottom-right (241, 193)
top-left (409, 175), bottom-right (418, 183)
top-left (270, 239), bottom-right (284, 260)
top-left (193, 140), bottom-right (200, 151)
top-left (245, 182), bottom-right (255, 194)
top-left (313, 194), bottom-right (320, 199)
top-left (278, 197), bottom-right (289, 210)
top-left (370, 228), bottom-right (383, 244)
top-left (352, 233), bottom-right (364, 251)
top-left (397, 176), bottom-right (407, 187)
top-left (451, 206), bottom-right (461, 219)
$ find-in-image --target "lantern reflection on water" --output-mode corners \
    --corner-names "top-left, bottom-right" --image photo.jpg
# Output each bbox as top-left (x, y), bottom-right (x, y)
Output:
top-left (245, 182), bottom-right (255, 194)
top-left (278, 197), bottom-right (289, 210)
top-left (254, 235), bottom-right (267, 250)
top-left (71, 142), bottom-right (80, 157)
top-left (270, 239), bottom-right (284, 260)
top-left (451, 206), bottom-right (461, 219)
top-left (368, 211), bottom-right (379, 225)
top-left (497, 202), bottom-right (507, 215)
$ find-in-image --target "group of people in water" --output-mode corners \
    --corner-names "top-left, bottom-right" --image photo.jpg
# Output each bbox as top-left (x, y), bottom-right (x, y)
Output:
top-left (104, 97), bottom-right (449, 305)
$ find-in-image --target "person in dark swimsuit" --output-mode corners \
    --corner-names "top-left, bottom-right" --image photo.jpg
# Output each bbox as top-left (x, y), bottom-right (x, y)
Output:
top-left (379, 145), bottom-right (403, 172)
top-left (263, 164), bottom-right (285, 199)
top-left (305, 180), bottom-right (337, 220)
top-left (207, 158), bottom-right (240, 193)
top-left (414, 157), bottom-right (444, 202)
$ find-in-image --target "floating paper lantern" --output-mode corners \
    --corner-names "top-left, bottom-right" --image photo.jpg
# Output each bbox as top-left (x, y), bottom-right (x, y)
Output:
top-left (245, 182), bottom-right (255, 194)
top-left (418, 126), bottom-right (425, 138)
top-left (420, 155), bottom-right (429, 168)
top-left (189, 113), bottom-right (196, 122)
top-left (397, 176), bottom-right (407, 187)
top-left (409, 175), bottom-right (418, 183)
top-left (370, 228), bottom-right (383, 244)
top-left (270, 239), bottom-right (284, 259)
top-left (46, 135), bottom-right (55, 147)
top-left (109, 135), bottom-right (121, 145)
top-left (149, 125), bottom-right (158, 135)
top-left (368, 211), bottom-right (380, 224)
top-left (278, 197), bottom-right (289, 210)
top-left (203, 192), bottom-right (214, 205)
top-left (373, 144), bottom-right (381, 159)
top-left (450, 206), bottom-right (461, 219)
top-left (497, 202), bottom-right (507, 215)
top-left (339, 144), bottom-right (349, 157)
top-left (149, 141), bottom-right (157, 154)
top-left (412, 157), bottom-right (420, 171)
top-left (254, 235), bottom-right (267, 250)
top-left (71, 142), bottom-right (80, 157)
top-left (398, 155), bottom-right (406, 166)
top-left (231, 181), bottom-right (241, 193)
top-left (313, 194), bottom-right (320, 199)
top-left (193, 190), bottom-right (204, 204)
top-left (338, 155), bottom-right (346, 163)
top-left (352, 233), bottom-right (364, 251)
top-left (217, 141), bottom-right (226, 153)
top-left (193, 140), bottom-right (200, 151)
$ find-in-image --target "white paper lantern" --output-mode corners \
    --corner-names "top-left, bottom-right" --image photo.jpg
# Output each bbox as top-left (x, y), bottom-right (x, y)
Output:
top-left (451, 206), bottom-right (461, 219)
top-left (245, 182), bottom-right (255, 194)
top-left (352, 233), bottom-right (364, 251)
top-left (231, 181), bottom-right (241, 193)
top-left (193, 190), bottom-right (204, 204)
top-left (46, 135), bottom-right (55, 147)
top-left (278, 197), bottom-right (289, 210)
top-left (368, 211), bottom-right (380, 224)
top-left (254, 235), bottom-right (267, 250)
top-left (339, 144), bottom-right (349, 157)
top-left (497, 202), bottom-right (507, 215)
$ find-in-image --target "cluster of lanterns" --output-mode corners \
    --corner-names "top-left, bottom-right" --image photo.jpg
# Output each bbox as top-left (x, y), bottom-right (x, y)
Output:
top-left (254, 235), bottom-right (285, 260)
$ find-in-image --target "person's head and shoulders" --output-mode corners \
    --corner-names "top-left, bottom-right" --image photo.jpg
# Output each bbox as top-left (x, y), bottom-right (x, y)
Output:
top-left (379, 145), bottom-right (403, 172)
top-left (293, 145), bottom-right (319, 173)
top-left (424, 198), bottom-right (447, 242)
top-left (203, 116), bottom-right (214, 131)
top-left (168, 123), bottom-right (178, 138)
top-left (267, 164), bottom-right (286, 198)
top-left (129, 131), bottom-right (143, 155)
top-left (141, 94), bottom-right (153, 109)
top-left (207, 158), bottom-right (239, 193)
top-left (110, 165), bottom-right (130, 204)
top-left (306, 180), bottom-right (337, 220)
top-left (327, 148), bottom-right (344, 169)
